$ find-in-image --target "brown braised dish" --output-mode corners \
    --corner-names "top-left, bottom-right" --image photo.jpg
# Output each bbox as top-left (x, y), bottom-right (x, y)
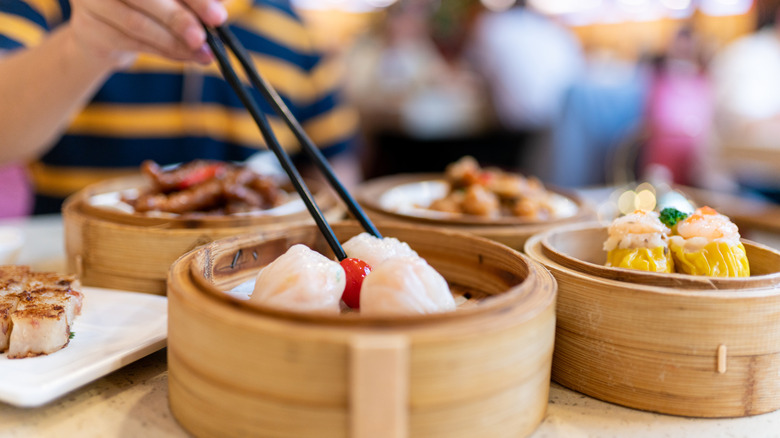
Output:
top-left (428, 156), bottom-right (562, 220)
top-left (124, 160), bottom-right (288, 215)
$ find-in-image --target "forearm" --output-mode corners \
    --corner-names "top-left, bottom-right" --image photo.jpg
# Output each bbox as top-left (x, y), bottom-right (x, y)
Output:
top-left (0, 0), bottom-right (228, 165)
top-left (0, 24), bottom-right (120, 164)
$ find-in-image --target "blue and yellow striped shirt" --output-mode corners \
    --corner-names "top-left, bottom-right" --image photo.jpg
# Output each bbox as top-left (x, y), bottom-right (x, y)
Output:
top-left (0, 0), bottom-right (357, 209)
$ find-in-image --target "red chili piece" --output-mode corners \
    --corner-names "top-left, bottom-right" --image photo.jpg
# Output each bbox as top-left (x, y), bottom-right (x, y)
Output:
top-left (176, 163), bottom-right (227, 190)
top-left (340, 258), bottom-right (372, 309)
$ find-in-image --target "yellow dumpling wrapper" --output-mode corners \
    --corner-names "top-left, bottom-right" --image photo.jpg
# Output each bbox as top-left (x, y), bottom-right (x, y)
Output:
top-left (670, 241), bottom-right (750, 277)
top-left (606, 247), bottom-right (674, 273)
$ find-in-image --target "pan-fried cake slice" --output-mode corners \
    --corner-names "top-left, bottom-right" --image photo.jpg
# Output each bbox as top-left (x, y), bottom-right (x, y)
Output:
top-left (0, 266), bottom-right (85, 358)
top-left (7, 289), bottom-right (76, 359)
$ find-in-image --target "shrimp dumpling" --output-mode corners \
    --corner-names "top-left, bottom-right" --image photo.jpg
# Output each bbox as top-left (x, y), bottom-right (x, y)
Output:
top-left (342, 233), bottom-right (419, 268)
top-left (603, 210), bottom-right (674, 273)
top-left (249, 244), bottom-right (345, 314)
top-left (360, 256), bottom-right (456, 317)
top-left (669, 206), bottom-right (749, 277)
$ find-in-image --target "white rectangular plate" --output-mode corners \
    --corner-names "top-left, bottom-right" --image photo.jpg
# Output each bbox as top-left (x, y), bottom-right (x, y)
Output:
top-left (0, 287), bottom-right (167, 407)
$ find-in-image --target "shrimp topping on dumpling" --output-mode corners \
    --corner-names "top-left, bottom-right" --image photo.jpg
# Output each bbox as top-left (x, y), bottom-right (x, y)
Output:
top-left (672, 206), bottom-right (740, 250)
top-left (249, 244), bottom-right (345, 314)
top-left (360, 256), bottom-right (456, 317)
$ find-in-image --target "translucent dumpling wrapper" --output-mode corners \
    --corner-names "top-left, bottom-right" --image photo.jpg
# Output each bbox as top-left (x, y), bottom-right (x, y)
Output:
top-left (668, 206), bottom-right (750, 277)
top-left (606, 247), bottom-right (675, 273)
top-left (360, 256), bottom-right (455, 317)
top-left (603, 210), bottom-right (673, 273)
top-left (342, 233), bottom-right (419, 268)
top-left (249, 244), bottom-right (345, 314)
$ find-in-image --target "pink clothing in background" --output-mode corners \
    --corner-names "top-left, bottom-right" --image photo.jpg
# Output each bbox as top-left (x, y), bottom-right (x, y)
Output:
top-left (642, 68), bottom-right (713, 186)
top-left (0, 164), bottom-right (32, 218)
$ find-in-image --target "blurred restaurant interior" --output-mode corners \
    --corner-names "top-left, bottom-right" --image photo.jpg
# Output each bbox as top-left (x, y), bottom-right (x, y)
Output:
top-left (291, 0), bottom-right (778, 201)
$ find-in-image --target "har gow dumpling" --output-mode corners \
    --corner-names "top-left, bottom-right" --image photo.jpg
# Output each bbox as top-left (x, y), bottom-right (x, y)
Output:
top-left (360, 256), bottom-right (456, 317)
top-left (249, 244), bottom-right (345, 314)
top-left (342, 233), bottom-right (419, 269)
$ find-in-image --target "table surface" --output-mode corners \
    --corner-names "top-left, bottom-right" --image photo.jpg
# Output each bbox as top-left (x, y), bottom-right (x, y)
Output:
top-left (1, 213), bottom-right (780, 438)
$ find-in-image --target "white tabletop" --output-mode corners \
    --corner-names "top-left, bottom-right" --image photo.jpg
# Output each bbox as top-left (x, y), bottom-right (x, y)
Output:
top-left (0, 213), bottom-right (779, 438)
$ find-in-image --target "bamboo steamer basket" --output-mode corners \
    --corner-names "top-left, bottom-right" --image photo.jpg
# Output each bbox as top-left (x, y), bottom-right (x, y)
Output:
top-left (355, 173), bottom-right (595, 252)
top-left (63, 174), bottom-right (342, 294)
top-left (167, 221), bottom-right (557, 438)
top-left (524, 222), bottom-right (780, 418)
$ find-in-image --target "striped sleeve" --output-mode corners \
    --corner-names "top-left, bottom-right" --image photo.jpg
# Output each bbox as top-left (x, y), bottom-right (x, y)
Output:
top-left (232, 0), bottom-right (358, 154)
top-left (0, 0), bottom-right (63, 49)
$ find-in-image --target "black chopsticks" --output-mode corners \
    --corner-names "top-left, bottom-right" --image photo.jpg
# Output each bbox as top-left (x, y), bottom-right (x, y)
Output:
top-left (214, 26), bottom-right (382, 239)
top-left (202, 25), bottom-right (380, 260)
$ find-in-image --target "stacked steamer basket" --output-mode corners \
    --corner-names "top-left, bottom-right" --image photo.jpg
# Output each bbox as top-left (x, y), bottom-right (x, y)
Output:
top-left (167, 222), bottom-right (557, 438)
top-left (525, 222), bottom-right (780, 418)
top-left (355, 173), bottom-right (594, 252)
top-left (62, 174), bottom-right (341, 294)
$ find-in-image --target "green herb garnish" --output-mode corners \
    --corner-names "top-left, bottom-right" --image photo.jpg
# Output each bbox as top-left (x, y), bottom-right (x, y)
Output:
top-left (659, 207), bottom-right (689, 228)
top-left (69, 331), bottom-right (75, 340)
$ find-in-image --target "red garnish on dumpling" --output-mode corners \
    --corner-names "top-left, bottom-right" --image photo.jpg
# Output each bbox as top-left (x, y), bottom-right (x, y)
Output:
top-left (340, 258), bottom-right (372, 309)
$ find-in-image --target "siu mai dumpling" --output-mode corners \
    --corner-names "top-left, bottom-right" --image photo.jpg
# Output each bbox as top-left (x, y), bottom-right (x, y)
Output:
top-left (669, 206), bottom-right (750, 277)
top-left (342, 233), bottom-right (419, 269)
top-left (360, 256), bottom-right (455, 317)
top-left (603, 210), bottom-right (674, 273)
top-left (250, 244), bottom-right (345, 314)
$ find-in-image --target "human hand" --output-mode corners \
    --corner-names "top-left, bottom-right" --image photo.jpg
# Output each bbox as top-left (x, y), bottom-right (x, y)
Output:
top-left (68, 0), bottom-right (227, 67)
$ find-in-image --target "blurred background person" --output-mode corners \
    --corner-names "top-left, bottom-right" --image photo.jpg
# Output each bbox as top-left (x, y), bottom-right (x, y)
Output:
top-left (0, 0), bottom-right (357, 215)
top-left (344, 0), bottom-right (495, 178)
top-left (638, 24), bottom-right (715, 187)
top-left (468, 0), bottom-right (585, 178)
top-left (544, 47), bottom-right (647, 188)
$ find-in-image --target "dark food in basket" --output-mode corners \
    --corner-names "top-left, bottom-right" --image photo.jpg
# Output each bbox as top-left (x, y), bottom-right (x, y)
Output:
top-left (429, 156), bottom-right (561, 220)
top-left (0, 265), bottom-right (83, 359)
top-left (127, 160), bottom-right (287, 215)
